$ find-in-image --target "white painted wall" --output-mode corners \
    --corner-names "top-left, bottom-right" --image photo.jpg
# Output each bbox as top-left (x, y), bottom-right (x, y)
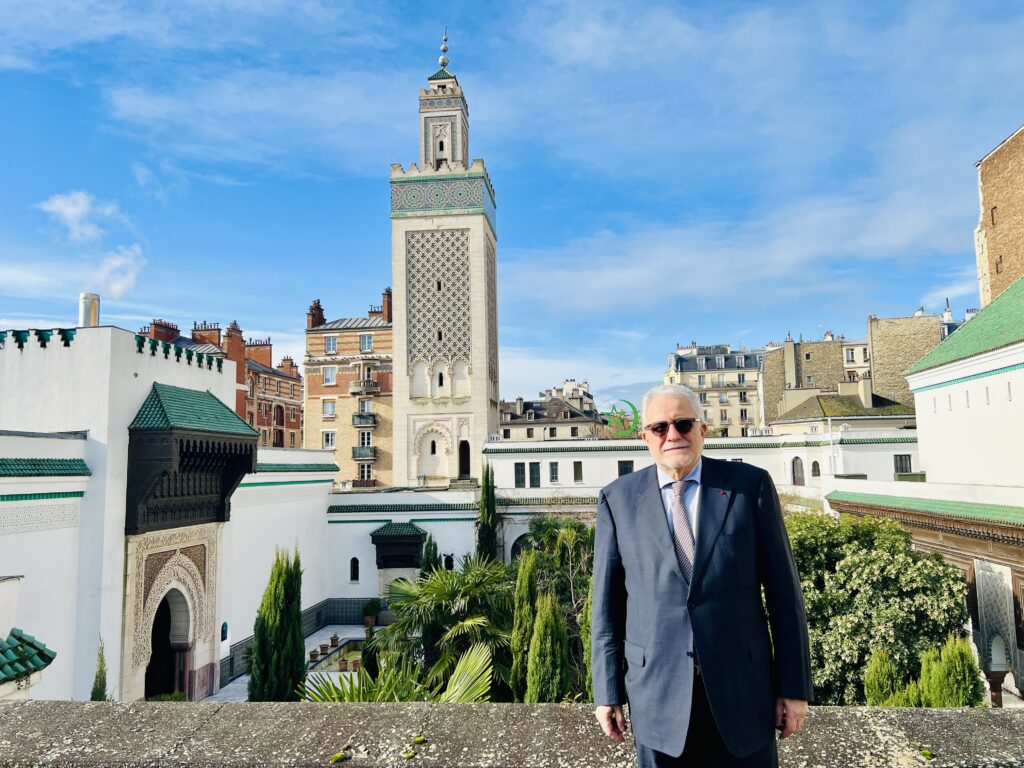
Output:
top-left (908, 342), bottom-right (1024, 487)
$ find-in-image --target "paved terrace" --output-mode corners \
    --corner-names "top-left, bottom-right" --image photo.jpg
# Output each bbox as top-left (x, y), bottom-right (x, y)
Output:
top-left (2, 702), bottom-right (1024, 767)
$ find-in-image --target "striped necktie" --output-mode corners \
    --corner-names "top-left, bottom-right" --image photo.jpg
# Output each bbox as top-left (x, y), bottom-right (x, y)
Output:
top-left (671, 480), bottom-right (696, 582)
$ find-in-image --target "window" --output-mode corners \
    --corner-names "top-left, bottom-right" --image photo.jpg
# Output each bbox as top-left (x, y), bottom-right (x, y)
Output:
top-left (550, 462), bottom-right (559, 483)
top-left (741, 427), bottom-right (749, 437)
top-left (527, 411), bottom-right (534, 420)
top-left (806, 375), bottom-right (814, 386)
top-left (863, 349), bottom-right (869, 362)
top-left (322, 399), bottom-right (336, 417)
top-left (737, 373), bottom-right (746, 385)
top-left (562, 410), bottom-right (570, 419)
top-left (699, 392), bottom-right (708, 404)
top-left (438, 371), bottom-right (444, 387)
top-left (573, 461), bottom-right (583, 483)
top-left (436, 280), bottom-right (442, 291)
top-left (697, 357), bottom-right (706, 370)
top-left (502, 412), bottom-right (511, 422)
top-left (289, 433), bottom-right (295, 448)
top-left (502, 428), bottom-right (510, 439)
top-left (716, 356), bottom-right (725, 368)
top-left (894, 454), bottom-right (912, 474)
top-left (526, 427), bottom-right (534, 438)
top-left (514, 463), bottom-right (525, 488)
top-left (811, 461), bottom-right (820, 477)
top-left (740, 409), bottom-right (748, 421)
top-left (437, 330), bottom-right (443, 341)
top-left (718, 394), bottom-right (728, 404)
top-left (261, 377), bottom-right (267, 391)
top-left (529, 462), bottom-right (541, 488)
top-left (360, 334), bottom-right (373, 352)
top-left (325, 336), bottom-right (337, 354)
top-left (735, 355), bottom-right (745, 367)
top-left (715, 374), bottom-right (726, 387)
top-left (248, 379), bottom-right (255, 398)
top-left (571, 426), bottom-right (579, 437)
top-left (739, 391), bottom-right (749, 403)
top-left (323, 366), bottom-right (337, 386)
top-left (359, 430), bottom-right (372, 447)
top-left (549, 427), bottom-right (557, 438)
top-left (359, 399), bottom-right (372, 414)
top-left (697, 374), bottom-right (706, 387)
top-left (617, 460), bottom-right (634, 477)
top-left (985, 386), bottom-right (990, 405)
top-left (323, 431), bottom-right (335, 449)
top-left (261, 430), bottom-right (267, 445)
top-left (991, 206), bottom-right (998, 226)
top-left (359, 463), bottom-right (372, 481)
top-left (805, 352), bottom-right (811, 361)
top-left (703, 409), bottom-right (709, 422)
top-left (247, 414), bottom-right (254, 426)
top-left (845, 348), bottom-right (855, 363)
top-left (350, 558), bottom-right (359, 582)
top-left (291, 384), bottom-right (296, 398)
top-left (720, 409), bottom-right (728, 422)
top-left (430, 440), bottom-right (437, 455)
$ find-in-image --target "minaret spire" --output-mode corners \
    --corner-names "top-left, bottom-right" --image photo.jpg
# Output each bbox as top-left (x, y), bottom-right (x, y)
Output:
top-left (438, 27), bottom-right (449, 69)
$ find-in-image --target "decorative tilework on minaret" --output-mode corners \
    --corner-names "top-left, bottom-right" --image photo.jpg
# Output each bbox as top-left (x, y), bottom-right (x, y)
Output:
top-left (390, 32), bottom-right (500, 487)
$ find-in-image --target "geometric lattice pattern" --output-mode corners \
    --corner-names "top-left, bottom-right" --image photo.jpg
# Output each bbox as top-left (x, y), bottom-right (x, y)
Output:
top-left (406, 229), bottom-right (471, 366)
top-left (392, 178), bottom-right (485, 214)
top-left (486, 237), bottom-right (498, 384)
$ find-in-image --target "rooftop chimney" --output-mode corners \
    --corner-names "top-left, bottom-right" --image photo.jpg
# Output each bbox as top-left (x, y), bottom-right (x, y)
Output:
top-left (191, 321), bottom-right (222, 348)
top-left (307, 300), bottom-right (325, 330)
top-left (146, 319), bottom-right (180, 343)
top-left (382, 287), bottom-right (393, 323)
top-left (78, 293), bottom-right (100, 327)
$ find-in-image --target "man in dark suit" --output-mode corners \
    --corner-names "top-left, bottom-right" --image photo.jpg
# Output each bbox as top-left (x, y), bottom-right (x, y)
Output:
top-left (592, 384), bottom-right (812, 767)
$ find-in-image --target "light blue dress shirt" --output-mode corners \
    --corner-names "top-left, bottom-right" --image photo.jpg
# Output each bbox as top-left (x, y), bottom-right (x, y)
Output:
top-left (656, 459), bottom-right (702, 540)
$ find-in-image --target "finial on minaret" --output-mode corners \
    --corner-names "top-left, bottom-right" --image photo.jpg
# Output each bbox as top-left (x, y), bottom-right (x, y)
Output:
top-left (438, 27), bottom-right (449, 68)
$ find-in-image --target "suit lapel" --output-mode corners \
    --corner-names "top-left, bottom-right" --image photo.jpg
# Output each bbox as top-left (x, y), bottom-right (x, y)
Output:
top-left (636, 466), bottom-right (685, 582)
top-left (691, 457), bottom-right (734, 588)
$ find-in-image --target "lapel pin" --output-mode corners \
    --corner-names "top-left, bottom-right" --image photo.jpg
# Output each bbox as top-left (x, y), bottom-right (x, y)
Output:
top-left (720, 490), bottom-right (727, 495)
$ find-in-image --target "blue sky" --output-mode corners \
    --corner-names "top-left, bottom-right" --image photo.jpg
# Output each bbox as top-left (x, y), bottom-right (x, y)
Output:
top-left (2, 1), bottom-right (1023, 406)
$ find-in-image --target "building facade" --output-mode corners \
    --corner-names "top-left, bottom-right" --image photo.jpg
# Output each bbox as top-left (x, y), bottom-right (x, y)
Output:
top-left (303, 294), bottom-right (394, 488)
top-left (975, 123), bottom-right (1024, 307)
top-left (389, 41), bottom-right (499, 487)
top-left (498, 379), bottom-right (605, 441)
top-left (664, 344), bottom-right (764, 436)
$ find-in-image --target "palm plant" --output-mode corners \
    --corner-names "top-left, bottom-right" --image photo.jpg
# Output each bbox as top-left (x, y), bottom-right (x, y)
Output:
top-left (373, 554), bottom-right (513, 687)
top-left (299, 643), bottom-right (492, 703)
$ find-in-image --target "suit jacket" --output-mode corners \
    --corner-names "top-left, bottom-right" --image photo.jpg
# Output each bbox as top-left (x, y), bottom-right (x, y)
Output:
top-left (591, 457), bottom-right (812, 758)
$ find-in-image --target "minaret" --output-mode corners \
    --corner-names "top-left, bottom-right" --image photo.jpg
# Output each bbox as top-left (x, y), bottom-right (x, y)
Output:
top-left (390, 32), bottom-right (499, 487)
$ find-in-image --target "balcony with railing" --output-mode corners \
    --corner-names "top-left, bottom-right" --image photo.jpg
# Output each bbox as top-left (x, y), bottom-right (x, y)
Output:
top-left (352, 446), bottom-right (377, 460)
top-left (352, 413), bottom-right (378, 427)
top-left (349, 379), bottom-right (380, 396)
top-left (351, 478), bottom-right (377, 488)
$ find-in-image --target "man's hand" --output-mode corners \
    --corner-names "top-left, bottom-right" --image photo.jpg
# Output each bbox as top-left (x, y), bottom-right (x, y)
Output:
top-left (775, 698), bottom-right (808, 740)
top-left (595, 705), bottom-right (627, 742)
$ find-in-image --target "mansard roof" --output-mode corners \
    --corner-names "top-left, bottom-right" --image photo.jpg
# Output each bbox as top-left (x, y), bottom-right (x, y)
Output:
top-left (311, 317), bottom-right (391, 332)
top-left (130, 383), bottom-right (258, 436)
top-left (774, 394), bottom-right (914, 423)
top-left (907, 275), bottom-right (1024, 375)
top-left (246, 358), bottom-right (301, 381)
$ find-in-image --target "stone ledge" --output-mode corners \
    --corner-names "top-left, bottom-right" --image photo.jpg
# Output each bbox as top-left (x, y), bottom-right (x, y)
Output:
top-left (2, 702), bottom-right (1024, 767)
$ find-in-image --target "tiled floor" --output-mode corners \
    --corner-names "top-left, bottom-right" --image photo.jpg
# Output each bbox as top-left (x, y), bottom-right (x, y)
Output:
top-left (206, 624), bottom-right (368, 702)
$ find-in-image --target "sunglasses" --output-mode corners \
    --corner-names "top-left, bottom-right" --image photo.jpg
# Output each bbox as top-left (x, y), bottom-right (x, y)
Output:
top-left (643, 418), bottom-right (699, 437)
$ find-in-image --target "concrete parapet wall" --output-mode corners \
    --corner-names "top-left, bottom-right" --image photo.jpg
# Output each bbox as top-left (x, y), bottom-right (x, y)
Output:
top-left (2, 701), bottom-right (1024, 767)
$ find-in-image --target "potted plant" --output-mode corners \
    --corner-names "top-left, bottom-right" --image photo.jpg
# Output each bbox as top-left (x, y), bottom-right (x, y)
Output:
top-left (338, 658), bottom-right (348, 672)
top-left (330, 632), bottom-right (340, 647)
top-left (361, 598), bottom-right (382, 628)
top-left (309, 649), bottom-right (319, 663)
top-left (320, 643), bottom-right (330, 655)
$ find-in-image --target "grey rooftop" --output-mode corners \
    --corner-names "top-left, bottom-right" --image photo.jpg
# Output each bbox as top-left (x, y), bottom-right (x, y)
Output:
top-left (2, 701), bottom-right (1024, 767)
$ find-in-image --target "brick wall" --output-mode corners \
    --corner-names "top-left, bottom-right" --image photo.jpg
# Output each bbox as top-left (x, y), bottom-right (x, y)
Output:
top-left (762, 341), bottom-right (844, 423)
top-left (867, 315), bottom-right (941, 406)
top-left (976, 126), bottom-right (1024, 306)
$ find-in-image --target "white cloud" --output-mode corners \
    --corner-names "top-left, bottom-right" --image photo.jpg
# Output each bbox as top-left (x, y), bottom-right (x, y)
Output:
top-left (35, 190), bottom-right (127, 243)
top-left (92, 243), bottom-right (145, 299)
top-left (920, 267), bottom-right (980, 311)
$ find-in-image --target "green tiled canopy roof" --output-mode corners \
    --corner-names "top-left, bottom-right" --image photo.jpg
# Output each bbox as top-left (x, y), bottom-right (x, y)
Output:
top-left (0, 459), bottom-right (90, 477)
top-left (0, 628), bottom-right (56, 685)
top-left (827, 491), bottom-right (1024, 526)
top-left (256, 463), bottom-right (338, 473)
top-left (130, 383), bottom-right (257, 436)
top-left (907, 275), bottom-right (1024, 375)
top-left (371, 522), bottom-right (427, 538)
top-left (427, 67), bottom-right (456, 81)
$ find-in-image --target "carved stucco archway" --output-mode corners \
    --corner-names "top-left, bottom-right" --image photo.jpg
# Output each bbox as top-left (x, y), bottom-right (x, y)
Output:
top-left (133, 551), bottom-right (208, 669)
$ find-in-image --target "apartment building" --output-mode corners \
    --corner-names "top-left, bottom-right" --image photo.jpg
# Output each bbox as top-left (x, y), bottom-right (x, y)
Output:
top-left (498, 379), bottom-right (605, 441)
top-left (664, 344), bottom-right (764, 436)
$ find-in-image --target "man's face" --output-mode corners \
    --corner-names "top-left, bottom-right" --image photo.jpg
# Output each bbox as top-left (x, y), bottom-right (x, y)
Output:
top-left (641, 394), bottom-right (707, 479)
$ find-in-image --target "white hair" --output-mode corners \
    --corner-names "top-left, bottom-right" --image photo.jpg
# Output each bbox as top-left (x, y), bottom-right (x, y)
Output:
top-left (640, 384), bottom-right (704, 428)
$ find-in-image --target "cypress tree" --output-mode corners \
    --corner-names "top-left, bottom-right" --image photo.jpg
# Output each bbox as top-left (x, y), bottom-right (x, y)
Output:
top-left (579, 578), bottom-right (594, 702)
top-left (934, 636), bottom-right (985, 707)
top-left (525, 592), bottom-right (570, 703)
top-left (421, 534), bottom-right (441, 576)
top-left (917, 648), bottom-right (942, 707)
top-left (863, 649), bottom-right (901, 705)
top-left (510, 550), bottom-right (539, 701)
top-left (476, 464), bottom-right (498, 560)
top-left (90, 638), bottom-right (108, 702)
top-left (248, 547), bottom-right (306, 701)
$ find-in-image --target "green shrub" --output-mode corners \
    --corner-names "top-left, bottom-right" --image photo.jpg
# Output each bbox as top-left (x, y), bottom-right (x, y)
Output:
top-left (510, 550), bottom-right (538, 701)
top-left (149, 691), bottom-right (186, 702)
top-left (362, 597), bottom-right (382, 618)
top-left (579, 577), bottom-right (594, 703)
top-left (90, 638), bottom-right (108, 702)
top-left (248, 547), bottom-right (305, 701)
top-left (525, 592), bottom-right (570, 703)
top-left (884, 679), bottom-right (923, 708)
top-left (864, 649), bottom-right (901, 705)
top-left (933, 636), bottom-right (985, 707)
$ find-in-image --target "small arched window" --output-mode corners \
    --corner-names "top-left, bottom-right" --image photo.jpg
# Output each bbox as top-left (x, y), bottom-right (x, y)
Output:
top-left (811, 461), bottom-right (821, 477)
top-left (350, 557), bottom-right (359, 582)
top-left (438, 372), bottom-right (444, 387)
top-left (430, 440), bottom-right (437, 455)
top-left (439, 140), bottom-right (445, 152)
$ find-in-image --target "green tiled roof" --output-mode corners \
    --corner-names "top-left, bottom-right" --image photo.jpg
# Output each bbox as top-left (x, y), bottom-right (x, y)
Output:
top-left (0, 628), bottom-right (56, 685)
top-left (827, 491), bottom-right (1024, 526)
top-left (130, 383), bottom-right (258, 436)
top-left (484, 437), bottom-right (917, 454)
top-left (329, 503), bottom-right (477, 515)
top-left (256, 463), bottom-right (338, 473)
top-left (907, 275), bottom-right (1024, 375)
top-left (428, 67), bottom-right (455, 81)
top-left (0, 459), bottom-right (90, 477)
top-left (497, 496), bottom-right (598, 506)
top-left (371, 521), bottom-right (427, 538)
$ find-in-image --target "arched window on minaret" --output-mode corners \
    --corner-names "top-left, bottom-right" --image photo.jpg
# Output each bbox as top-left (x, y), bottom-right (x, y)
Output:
top-left (438, 371), bottom-right (444, 388)
top-left (439, 140), bottom-right (444, 152)
top-left (430, 440), bottom-right (437, 455)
